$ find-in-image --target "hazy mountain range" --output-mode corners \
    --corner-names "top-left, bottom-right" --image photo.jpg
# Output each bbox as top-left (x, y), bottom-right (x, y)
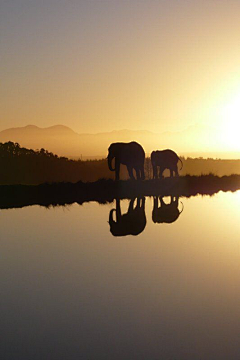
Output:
top-left (0, 124), bottom-right (237, 159)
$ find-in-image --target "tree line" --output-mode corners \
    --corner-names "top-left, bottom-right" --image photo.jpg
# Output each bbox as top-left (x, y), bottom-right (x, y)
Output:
top-left (0, 142), bottom-right (240, 185)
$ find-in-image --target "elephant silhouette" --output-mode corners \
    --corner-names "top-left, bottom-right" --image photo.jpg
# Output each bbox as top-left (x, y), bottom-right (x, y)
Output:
top-left (109, 198), bottom-right (146, 236)
top-left (152, 196), bottom-right (183, 224)
top-left (107, 141), bottom-right (145, 180)
top-left (151, 149), bottom-right (183, 178)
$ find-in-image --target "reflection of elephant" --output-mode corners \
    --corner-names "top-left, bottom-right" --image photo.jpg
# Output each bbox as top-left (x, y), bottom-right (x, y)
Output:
top-left (151, 149), bottom-right (183, 178)
top-left (152, 196), bottom-right (183, 224)
top-left (109, 198), bottom-right (146, 236)
top-left (107, 142), bottom-right (145, 180)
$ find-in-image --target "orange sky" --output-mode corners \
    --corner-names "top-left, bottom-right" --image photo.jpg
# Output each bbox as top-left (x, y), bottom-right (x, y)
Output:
top-left (1, 1), bottom-right (240, 151)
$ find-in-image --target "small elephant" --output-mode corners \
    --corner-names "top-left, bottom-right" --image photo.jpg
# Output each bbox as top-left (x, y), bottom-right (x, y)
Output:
top-left (107, 141), bottom-right (145, 180)
top-left (151, 149), bottom-right (183, 178)
top-left (109, 198), bottom-right (146, 236)
top-left (152, 196), bottom-right (184, 224)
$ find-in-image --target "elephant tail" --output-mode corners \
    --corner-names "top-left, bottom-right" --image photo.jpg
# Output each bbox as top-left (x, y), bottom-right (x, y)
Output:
top-left (178, 157), bottom-right (183, 170)
top-left (179, 201), bottom-right (184, 214)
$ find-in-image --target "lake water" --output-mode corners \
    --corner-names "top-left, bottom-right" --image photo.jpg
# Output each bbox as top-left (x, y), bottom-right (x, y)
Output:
top-left (1, 192), bottom-right (240, 360)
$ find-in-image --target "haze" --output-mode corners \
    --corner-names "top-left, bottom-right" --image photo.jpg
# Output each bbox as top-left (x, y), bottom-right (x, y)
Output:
top-left (1, 0), bottom-right (240, 153)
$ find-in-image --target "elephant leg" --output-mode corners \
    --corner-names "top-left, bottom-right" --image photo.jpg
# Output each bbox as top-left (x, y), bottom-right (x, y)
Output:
top-left (128, 198), bottom-right (135, 213)
top-left (116, 199), bottom-right (122, 220)
top-left (159, 168), bottom-right (163, 178)
top-left (140, 164), bottom-right (145, 180)
top-left (152, 197), bottom-right (159, 223)
top-left (154, 196), bottom-right (158, 208)
top-left (136, 198), bottom-right (141, 208)
top-left (139, 196), bottom-right (145, 211)
top-left (170, 169), bottom-right (173, 177)
top-left (115, 161), bottom-right (120, 180)
top-left (174, 197), bottom-right (179, 207)
top-left (174, 165), bottom-right (179, 176)
top-left (160, 197), bottom-right (165, 207)
top-left (127, 165), bottom-right (135, 180)
top-left (152, 164), bottom-right (157, 179)
top-left (136, 168), bottom-right (141, 180)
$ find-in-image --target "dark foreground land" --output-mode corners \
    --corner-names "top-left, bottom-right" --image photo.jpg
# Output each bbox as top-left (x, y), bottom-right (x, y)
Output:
top-left (1, 175), bottom-right (240, 210)
top-left (1, 142), bottom-right (240, 185)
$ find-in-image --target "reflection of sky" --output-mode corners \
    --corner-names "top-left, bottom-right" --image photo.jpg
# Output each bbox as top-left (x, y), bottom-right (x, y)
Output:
top-left (0, 192), bottom-right (240, 359)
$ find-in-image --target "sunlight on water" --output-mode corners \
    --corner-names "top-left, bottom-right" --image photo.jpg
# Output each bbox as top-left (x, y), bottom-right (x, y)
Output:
top-left (0, 192), bottom-right (240, 360)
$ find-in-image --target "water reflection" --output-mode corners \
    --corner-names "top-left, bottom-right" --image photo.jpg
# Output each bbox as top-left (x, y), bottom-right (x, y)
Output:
top-left (1, 193), bottom-right (240, 359)
top-left (152, 196), bottom-right (184, 224)
top-left (109, 198), bottom-right (146, 236)
top-left (108, 196), bottom-right (184, 236)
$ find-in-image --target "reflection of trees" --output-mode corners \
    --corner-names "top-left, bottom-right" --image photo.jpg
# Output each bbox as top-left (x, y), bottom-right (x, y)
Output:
top-left (109, 198), bottom-right (146, 237)
top-left (152, 196), bottom-right (183, 224)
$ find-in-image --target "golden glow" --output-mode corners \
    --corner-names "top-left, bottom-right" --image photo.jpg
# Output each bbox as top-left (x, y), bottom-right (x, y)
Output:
top-left (219, 94), bottom-right (240, 150)
top-left (2, 1), bottom-right (240, 156)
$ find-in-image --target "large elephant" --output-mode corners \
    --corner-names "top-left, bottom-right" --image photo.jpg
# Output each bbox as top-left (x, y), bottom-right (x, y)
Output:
top-left (107, 141), bottom-right (145, 180)
top-left (109, 198), bottom-right (146, 237)
top-left (151, 149), bottom-right (183, 178)
top-left (152, 196), bottom-right (184, 224)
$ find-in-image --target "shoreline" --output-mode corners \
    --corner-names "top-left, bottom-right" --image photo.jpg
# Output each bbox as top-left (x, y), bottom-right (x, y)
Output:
top-left (1, 175), bottom-right (240, 210)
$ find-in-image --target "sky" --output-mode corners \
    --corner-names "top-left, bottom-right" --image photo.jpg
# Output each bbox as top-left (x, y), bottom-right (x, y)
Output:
top-left (1, 0), bottom-right (240, 147)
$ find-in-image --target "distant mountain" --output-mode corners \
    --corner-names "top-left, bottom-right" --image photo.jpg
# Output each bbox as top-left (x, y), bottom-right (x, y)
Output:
top-left (0, 125), bottom-right (81, 156)
top-left (0, 124), bottom-right (227, 158)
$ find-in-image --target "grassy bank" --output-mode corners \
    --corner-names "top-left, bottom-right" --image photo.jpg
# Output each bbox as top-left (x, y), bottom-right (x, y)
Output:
top-left (1, 175), bottom-right (240, 210)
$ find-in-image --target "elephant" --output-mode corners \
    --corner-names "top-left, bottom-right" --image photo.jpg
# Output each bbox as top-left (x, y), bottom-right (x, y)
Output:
top-left (107, 141), bottom-right (145, 180)
top-left (151, 149), bottom-right (183, 178)
top-left (109, 198), bottom-right (146, 236)
top-left (152, 196), bottom-right (184, 224)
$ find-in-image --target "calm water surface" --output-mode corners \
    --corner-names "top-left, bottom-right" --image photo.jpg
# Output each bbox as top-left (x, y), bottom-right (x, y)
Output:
top-left (1, 192), bottom-right (240, 360)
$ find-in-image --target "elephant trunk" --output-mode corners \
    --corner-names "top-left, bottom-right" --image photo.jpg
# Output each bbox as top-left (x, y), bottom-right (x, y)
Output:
top-left (107, 154), bottom-right (115, 171)
top-left (109, 209), bottom-right (116, 224)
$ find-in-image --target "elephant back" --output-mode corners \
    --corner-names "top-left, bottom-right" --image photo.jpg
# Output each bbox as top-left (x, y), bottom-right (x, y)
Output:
top-left (120, 141), bottom-right (145, 164)
top-left (129, 141), bottom-right (145, 158)
top-left (152, 149), bottom-right (179, 165)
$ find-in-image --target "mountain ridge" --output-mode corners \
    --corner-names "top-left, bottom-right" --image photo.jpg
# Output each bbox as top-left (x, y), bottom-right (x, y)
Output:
top-left (0, 124), bottom-right (232, 158)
